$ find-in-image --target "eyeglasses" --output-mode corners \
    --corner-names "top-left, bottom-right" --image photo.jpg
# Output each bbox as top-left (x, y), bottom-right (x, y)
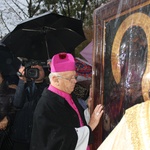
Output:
top-left (57, 75), bottom-right (78, 82)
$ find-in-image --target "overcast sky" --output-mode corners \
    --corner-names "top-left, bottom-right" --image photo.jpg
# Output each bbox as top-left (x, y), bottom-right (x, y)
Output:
top-left (0, 0), bottom-right (27, 39)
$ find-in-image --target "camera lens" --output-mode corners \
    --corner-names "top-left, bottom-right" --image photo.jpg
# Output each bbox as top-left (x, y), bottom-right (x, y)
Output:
top-left (25, 68), bottom-right (39, 79)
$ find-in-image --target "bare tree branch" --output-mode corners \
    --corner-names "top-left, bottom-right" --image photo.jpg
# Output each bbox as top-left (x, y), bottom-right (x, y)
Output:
top-left (32, 0), bottom-right (43, 17)
top-left (0, 11), bottom-right (11, 33)
top-left (27, 0), bottom-right (43, 17)
top-left (11, 0), bottom-right (28, 18)
top-left (66, 0), bottom-right (71, 17)
top-left (81, 0), bottom-right (88, 21)
top-left (59, 1), bottom-right (67, 16)
top-left (4, 0), bottom-right (24, 20)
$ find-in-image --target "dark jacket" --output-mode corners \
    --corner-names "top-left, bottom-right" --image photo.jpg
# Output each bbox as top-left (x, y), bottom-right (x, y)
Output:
top-left (0, 80), bottom-right (16, 149)
top-left (0, 80), bottom-right (16, 124)
top-left (10, 79), bottom-right (48, 143)
top-left (30, 88), bottom-right (93, 150)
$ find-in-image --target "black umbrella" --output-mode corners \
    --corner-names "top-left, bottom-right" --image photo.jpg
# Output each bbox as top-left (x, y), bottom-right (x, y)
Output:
top-left (1, 12), bottom-right (86, 61)
top-left (0, 44), bottom-right (21, 75)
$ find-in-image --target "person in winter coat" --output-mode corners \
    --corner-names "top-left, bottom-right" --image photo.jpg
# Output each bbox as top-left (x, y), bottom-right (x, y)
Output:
top-left (10, 61), bottom-right (48, 150)
top-left (0, 71), bottom-right (17, 150)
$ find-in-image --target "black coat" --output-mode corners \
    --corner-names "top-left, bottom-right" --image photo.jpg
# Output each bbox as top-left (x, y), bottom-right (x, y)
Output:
top-left (0, 80), bottom-right (16, 149)
top-left (30, 88), bottom-right (93, 150)
top-left (0, 80), bottom-right (16, 123)
top-left (10, 80), bottom-right (48, 143)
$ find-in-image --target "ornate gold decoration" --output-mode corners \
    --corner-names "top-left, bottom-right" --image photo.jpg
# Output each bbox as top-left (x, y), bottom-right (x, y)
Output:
top-left (111, 12), bottom-right (150, 101)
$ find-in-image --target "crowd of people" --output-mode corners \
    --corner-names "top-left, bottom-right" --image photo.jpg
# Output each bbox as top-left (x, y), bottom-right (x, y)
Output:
top-left (1, 51), bottom-right (149, 150)
top-left (0, 52), bottom-right (104, 150)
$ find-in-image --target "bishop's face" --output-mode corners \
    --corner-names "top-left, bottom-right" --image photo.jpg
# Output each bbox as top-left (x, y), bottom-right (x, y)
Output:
top-left (56, 71), bottom-right (77, 94)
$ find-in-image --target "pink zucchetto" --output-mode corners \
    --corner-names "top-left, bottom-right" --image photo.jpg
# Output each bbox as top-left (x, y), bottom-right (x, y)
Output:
top-left (50, 52), bottom-right (75, 72)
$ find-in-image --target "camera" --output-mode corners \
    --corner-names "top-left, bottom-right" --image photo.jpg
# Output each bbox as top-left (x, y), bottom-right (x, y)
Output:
top-left (17, 58), bottom-right (49, 80)
top-left (23, 60), bottom-right (41, 79)
top-left (25, 68), bottom-right (39, 79)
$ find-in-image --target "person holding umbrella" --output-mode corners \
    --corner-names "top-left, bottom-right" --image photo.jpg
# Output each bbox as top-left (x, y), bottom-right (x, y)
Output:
top-left (30, 52), bottom-right (103, 150)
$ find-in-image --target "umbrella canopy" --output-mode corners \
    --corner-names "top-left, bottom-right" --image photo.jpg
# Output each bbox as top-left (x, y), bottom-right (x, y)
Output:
top-left (1, 12), bottom-right (86, 61)
top-left (0, 44), bottom-right (21, 75)
top-left (80, 41), bottom-right (93, 65)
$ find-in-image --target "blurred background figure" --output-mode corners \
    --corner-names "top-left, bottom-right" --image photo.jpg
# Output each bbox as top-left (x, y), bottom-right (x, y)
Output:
top-left (0, 71), bottom-right (18, 150)
top-left (74, 83), bottom-right (92, 124)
